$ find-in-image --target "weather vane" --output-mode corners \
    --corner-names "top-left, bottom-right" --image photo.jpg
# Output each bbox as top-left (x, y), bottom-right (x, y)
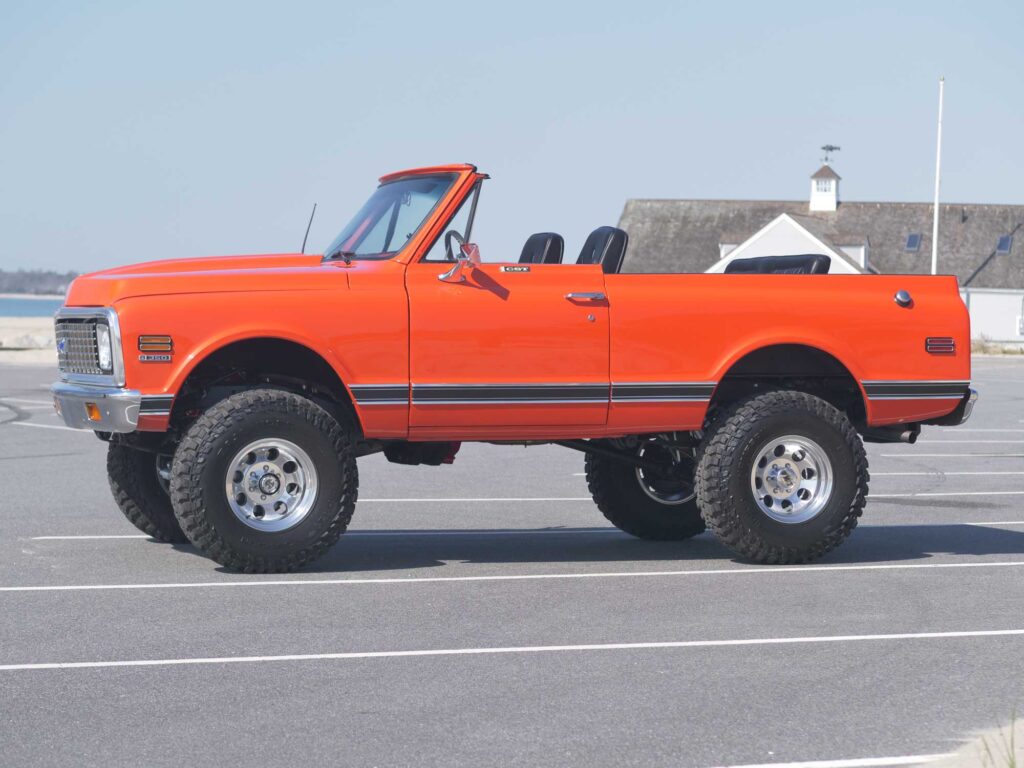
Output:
top-left (821, 144), bottom-right (841, 164)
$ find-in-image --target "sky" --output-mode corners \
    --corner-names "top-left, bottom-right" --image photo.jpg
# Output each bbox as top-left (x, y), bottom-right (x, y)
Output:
top-left (1, 0), bottom-right (1022, 273)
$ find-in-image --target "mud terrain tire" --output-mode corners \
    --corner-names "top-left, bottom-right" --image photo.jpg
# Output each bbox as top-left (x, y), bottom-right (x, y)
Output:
top-left (585, 448), bottom-right (706, 541)
top-left (696, 390), bottom-right (868, 564)
top-left (107, 443), bottom-right (188, 543)
top-left (170, 389), bottom-right (357, 572)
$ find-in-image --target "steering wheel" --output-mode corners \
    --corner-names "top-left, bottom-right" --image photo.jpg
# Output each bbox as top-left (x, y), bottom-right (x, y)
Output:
top-left (444, 230), bottom-right (467, 262)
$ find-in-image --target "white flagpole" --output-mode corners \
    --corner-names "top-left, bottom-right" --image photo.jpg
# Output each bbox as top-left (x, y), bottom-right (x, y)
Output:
top-left (931, 77), bottom-right (944, 275)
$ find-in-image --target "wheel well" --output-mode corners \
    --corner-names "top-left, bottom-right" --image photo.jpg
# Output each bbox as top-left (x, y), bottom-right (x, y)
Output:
top-left (172, 338), bottom-right (355, 429)
top-left (709, 344), bottom-right (865, 426)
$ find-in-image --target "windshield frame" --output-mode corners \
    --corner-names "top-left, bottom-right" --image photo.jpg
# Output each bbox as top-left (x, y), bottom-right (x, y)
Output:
top-left (322, 173), bottom-right (460, 263)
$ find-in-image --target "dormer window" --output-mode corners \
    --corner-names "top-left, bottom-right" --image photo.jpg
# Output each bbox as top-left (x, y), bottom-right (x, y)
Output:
top-left (815, 179), bottom-right (831, 193)
top-left (905, 233), bottom-right (922, 252)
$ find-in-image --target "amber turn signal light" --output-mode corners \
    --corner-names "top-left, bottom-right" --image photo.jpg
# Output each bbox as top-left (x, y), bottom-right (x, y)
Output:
top-left (85, 402), bottom-right (102, 422)
top-left (138, 335), bottom-right (173, 352)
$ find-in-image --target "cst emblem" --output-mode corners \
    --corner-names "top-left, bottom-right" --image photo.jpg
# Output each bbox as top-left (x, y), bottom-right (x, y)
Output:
top-left (139, 354), bottom-right (172, 363)
top-left (500, 265), bottom-right (530, 272)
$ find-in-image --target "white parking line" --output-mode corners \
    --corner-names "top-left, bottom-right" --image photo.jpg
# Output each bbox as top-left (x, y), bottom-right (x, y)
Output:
top-left (968, 521), bottom-right (1024, 527)
top-left (881, 453), bottom-right (1024, 458)
top-left (33, 535), bottom-right (152, 540)
top-left (873, 491), bottom-right (1024, 498)
top-left (32, 528), bottom-right (618, 541)
top-left (872, 471), bottom-right (1024, 476)
top-left (6, 422), bottom-right (81, 432)
top-left (709, 755), bottom-right (951, 768)
top-left (0, 398), bottom-right (53, 406)
top-left (360, 497), bottom-right (592, 503)
top-left (2, 628), bottom-right (1022, 672)
top-left (940, 428), bottom-right (1024, 432)
top-left (5, 559), bottom-right (1024, 594)
top-left (915, 440), bottom-right (1024, 444)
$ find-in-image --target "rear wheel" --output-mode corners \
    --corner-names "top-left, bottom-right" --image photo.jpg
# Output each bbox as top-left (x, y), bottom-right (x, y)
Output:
top-left (696, 390), bottom-right (869, 564)
top-left (170, 389), bottom-right (357, 572)
top-left (585, 438), bottom-right (706, 540)
top-left (106, 443), bottom-right (188, 543)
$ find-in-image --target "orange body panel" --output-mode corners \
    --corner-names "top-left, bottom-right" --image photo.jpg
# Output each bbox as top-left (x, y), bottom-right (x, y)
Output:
top-left (62, 167), bottom-right (971, 440)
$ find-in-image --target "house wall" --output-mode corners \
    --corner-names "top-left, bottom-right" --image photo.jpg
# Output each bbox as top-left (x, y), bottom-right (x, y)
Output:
top-left (961, 288), bottom-right (1024, 345)
top-left (837, 244), bottom-right (866, 268)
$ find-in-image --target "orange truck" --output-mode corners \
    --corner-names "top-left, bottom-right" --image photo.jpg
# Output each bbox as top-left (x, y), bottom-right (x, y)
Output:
top-left (51, 163), bottom-right (976, 572)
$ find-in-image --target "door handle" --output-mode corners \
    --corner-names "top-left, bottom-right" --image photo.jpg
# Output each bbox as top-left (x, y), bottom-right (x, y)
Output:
top-left (565, 292), bottom-right (606, 301)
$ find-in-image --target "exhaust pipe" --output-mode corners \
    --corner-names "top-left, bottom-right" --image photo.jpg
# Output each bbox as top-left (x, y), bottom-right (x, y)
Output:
top-left (862, 425), bottom-right (920, 444)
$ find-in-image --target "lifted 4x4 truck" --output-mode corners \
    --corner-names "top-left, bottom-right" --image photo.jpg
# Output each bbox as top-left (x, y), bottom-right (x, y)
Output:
top-left (51, 164), bottom-right (976, 572)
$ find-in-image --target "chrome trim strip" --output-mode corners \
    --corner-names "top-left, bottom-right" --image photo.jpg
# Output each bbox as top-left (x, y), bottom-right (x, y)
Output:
top-left (866, 394), bottom-right (964, 401)
top-left (350, 381), bottom-right (720, 407)
top-left (612, 382), bottom-right (716, 401)
top-left (861, 380), bottom-right (971, 400)
top-left (413, 399), bottom-right (610, 406)
top-left (139, 395), bottom-right (174, 414)
top-left (861, 380), bottom-right (970, 385)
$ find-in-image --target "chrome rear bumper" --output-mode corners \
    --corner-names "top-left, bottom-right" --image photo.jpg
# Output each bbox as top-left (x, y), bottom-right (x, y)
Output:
top-left (51, 381), bottom-right (141, 433)
top-left (958, 388), bottom-right (979, 424)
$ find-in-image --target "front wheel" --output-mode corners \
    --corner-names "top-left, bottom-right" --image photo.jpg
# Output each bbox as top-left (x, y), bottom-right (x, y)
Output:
top-left (585, 439), bottom-right (706, 540)
top-left (107, 443), bottom-right (188, 543)
top-left (170, 389), bottom-right (358, 572)
top-left (696, 390), bottom-right (869, 564)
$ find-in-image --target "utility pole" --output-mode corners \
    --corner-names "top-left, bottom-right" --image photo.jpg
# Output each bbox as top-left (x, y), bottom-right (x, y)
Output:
top-left (931, 77), bottom-right (944, 275)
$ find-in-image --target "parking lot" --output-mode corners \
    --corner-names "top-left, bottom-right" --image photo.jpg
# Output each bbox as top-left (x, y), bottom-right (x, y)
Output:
top-left (1, 359), bottom-right (1023, 767)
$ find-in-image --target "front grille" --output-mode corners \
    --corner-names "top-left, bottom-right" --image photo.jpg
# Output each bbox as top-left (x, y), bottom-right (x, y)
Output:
top-left (55, 319), bottom-right (103, 375)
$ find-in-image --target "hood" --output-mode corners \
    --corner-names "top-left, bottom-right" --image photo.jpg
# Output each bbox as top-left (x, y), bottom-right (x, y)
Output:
top-left (65, 253), bottom-right (336, 306)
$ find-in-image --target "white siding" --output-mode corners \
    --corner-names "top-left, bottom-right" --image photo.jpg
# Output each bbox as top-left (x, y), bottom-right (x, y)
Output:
top-left (962, 288), bottom-right (1024, 344)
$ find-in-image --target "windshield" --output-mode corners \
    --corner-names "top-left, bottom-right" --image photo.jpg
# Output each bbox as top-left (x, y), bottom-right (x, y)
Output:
top-left (323, 174), bottom-right (457, 260)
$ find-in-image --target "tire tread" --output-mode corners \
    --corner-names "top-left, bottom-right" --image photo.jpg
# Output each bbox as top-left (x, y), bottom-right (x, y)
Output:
top-left (170, 389), bottom-right (357, 572)
top-left (696, 390), bottom-right (869, 564)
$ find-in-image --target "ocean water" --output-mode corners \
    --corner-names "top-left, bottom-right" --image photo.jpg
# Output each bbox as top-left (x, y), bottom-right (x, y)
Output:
top-left (0, 297), bottom-right (64, 317)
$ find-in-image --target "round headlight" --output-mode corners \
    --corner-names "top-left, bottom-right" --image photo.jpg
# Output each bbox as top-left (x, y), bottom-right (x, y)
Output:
top-left (96, 324), bottom-right (113, 372)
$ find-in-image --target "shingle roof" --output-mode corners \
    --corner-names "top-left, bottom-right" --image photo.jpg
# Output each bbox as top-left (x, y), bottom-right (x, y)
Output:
top-left (811, 164), bottom-right (841, 180)
top-left (617, 198), bottom-right (1024, 288)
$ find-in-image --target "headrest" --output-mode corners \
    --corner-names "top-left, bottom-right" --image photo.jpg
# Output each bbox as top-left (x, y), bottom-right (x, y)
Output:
top-left (577, 226), bottom-right (628, 273)
top-left (519, 232), bottom-right (565, 264)
top-left (724, 254), bottom-right (832, 274)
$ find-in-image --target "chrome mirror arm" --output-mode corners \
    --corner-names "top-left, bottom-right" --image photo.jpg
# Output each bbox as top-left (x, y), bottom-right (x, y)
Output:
top-left (438, 258), bottom-right (467, 283)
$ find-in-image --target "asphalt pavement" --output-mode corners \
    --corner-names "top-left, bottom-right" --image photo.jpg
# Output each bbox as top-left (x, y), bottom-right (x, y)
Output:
top-left (1, 360), bottom-right (1023, 768)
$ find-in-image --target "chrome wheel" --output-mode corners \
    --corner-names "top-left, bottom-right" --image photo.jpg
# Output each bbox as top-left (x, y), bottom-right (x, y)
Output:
top-left (635, 442), bottom-right (697, 506)
top-left (749, 434), bottom-right (833, 524)
top-left (224, 438), bottom-right (318, 532)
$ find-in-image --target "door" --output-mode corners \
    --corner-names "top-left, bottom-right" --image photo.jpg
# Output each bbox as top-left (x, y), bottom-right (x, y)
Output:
top-left (405, 260), bottom-right (610, 429)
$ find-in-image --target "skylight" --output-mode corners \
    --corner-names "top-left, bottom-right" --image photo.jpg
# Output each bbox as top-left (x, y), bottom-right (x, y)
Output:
top-left (904, 233), bottom-right (922, 252)
top-left (996, 235), bottom-right (1013, 254)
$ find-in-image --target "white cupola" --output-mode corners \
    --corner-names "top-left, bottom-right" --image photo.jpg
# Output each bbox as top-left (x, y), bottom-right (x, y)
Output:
top-left (810, 164), bottom-right (840, 212)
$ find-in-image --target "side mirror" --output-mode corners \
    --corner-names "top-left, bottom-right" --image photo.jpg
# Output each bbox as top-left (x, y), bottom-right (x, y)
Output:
top-left (438, 243), bottom-right (481, 283)
top-left (460, 243), bottom-right (481, 266)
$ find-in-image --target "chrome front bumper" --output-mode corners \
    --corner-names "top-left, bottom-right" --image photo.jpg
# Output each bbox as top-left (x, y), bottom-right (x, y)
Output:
top-left (51, 381), bottom-right (141, 433)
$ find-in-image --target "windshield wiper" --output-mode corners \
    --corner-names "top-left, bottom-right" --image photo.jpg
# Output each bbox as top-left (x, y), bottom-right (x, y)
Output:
top-left (326, 249), bottom-right (355, 265)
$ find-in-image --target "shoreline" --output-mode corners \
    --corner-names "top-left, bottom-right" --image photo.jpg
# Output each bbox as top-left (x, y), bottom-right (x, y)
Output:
top-left (0, 292), bottom-right (64, 300)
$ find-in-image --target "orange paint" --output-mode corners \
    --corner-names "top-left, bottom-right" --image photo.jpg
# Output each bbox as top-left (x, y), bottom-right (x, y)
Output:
top-left (63, 166), bottom-right (970, 439)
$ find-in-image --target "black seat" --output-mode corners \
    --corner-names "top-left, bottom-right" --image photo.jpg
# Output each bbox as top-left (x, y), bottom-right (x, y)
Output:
top-left (518, 232), bottom-right (565, 264)
top-left (724, 254), bottom-right (832, 274)
top-left (576, 226), bottom-right (628, 273)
